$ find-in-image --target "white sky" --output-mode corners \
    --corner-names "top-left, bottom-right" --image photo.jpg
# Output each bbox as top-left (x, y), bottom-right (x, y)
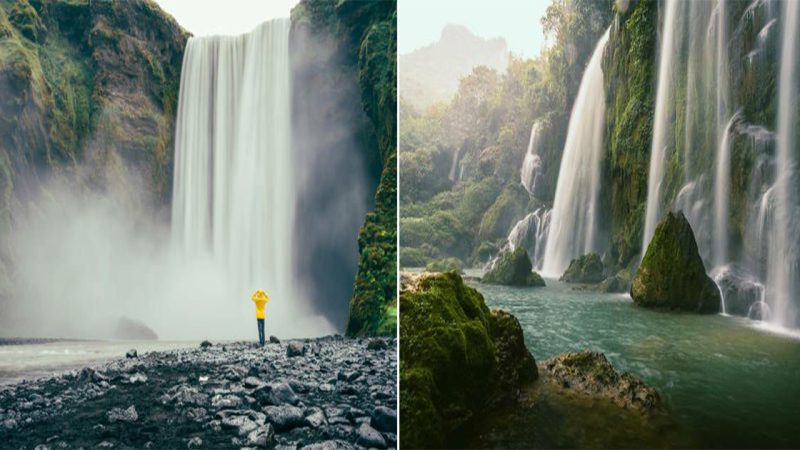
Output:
top-left (154, 0), bottom-right (300, 36)
top-left (399, 0), bottom-right (550, 58)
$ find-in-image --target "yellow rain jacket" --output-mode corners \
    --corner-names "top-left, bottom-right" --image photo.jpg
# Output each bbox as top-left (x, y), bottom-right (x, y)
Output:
top-left (252, 289), bottom-right (270, 319)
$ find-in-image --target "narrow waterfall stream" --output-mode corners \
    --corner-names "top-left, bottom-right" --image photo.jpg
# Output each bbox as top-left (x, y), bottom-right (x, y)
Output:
top-left (541, 28), bottom-right (609, 276)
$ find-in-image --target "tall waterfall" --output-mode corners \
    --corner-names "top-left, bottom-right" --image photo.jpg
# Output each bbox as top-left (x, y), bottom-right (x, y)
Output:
top-left (642, 0), bottom-right (682, 251)
top-left (639, 0), bottom-right (800, 330)
top-left (171, 20), bottom-right (309, 330)
top-left (541, 28), bottom-right (609, 276)
top-left (520, 122), bottom-right (543, 195)
top-left (767, 0), bottom-right (799, 328)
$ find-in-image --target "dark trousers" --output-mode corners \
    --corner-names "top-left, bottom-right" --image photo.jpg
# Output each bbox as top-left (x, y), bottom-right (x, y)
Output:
top-left (257, 318), bottom-right (265, 346)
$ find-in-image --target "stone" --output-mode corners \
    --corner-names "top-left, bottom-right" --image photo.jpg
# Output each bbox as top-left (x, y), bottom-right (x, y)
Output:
top-left (125, 349), bottom-right (138, 359)
top-left (560, 253), bottom-right (605, 283)
top-left (211, 394), bottom-right (242, 409)
top-left (244, 376), bottom-right (266, 389)
top-left (369, 406), bottom-right (396, 432)
top-left (305, 409), bottom-right (327, 428)
top-left (269, 336), bottom-right (281, 344)
top-left (128, 373), bottom-right (147, 384)
top-left (711, 265), bottom-right (763, 316)
top-left (187, 436), bottom-right (202, 448)
top-left (106, 405), bottom-right (138, 423)
top-left (631, 211), bottom-right (721, 313)
top-left (355, 423), bottom-right (387, 449)
top-left (366, 339), bottom-right (388, 351)
top-left (262, 405), bottom-right (305, 431)
top-left (299, 440), bottom-right (356, 450)
top-left (482, 247), bottom-right (545, 287)
top-left (286, 342), bottom-right (305, 357)
top-left (200, 340), bottom-right (213, 349)
top-left (247, 424), bottom-right (275, 448)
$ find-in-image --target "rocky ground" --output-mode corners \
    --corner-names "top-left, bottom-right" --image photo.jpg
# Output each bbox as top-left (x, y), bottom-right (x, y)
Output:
top-left (0, 336), bottom-right (397, 449)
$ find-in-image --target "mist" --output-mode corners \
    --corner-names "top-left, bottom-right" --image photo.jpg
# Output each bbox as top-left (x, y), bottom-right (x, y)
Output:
top-left (2, 179), bottom-right (335, 341)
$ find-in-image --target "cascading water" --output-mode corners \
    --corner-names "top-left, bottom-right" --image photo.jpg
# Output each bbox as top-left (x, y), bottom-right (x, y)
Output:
top-left (171, 20), bottom-right (323, 333)
top-left (713, 111), bottom-right (741, 267)
top-left (766, 0), bottom-right (799, 328)
top-left (541, 28), bottom-right (609, 276)
top-left (642, 0), bottom-right (682, 251)
top-left (504, 208), bottom-right (551, 270)
top-left (520, 122), bottom-right (543, 195)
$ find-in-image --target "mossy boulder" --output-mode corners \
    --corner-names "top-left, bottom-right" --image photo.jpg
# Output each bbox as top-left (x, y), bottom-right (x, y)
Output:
top-left (400, 271), bottom-right (537, 448)
top-left (630, 211), bottom-right (721, 313)
top-left (425, 257), bottom-right (462, 273)
top-left (560, 253), bottom-right (605, 284)
top-left (482, 247), bottom-right (545, 287)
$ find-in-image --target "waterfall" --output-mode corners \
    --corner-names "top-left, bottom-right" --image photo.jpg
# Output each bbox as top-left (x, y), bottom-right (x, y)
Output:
top-left (171, 20), bottom-right (296, 309)
top-left (642, 0), bottom-right (682, 252)
top-left (488, 208), bottom-right (551, 272)
top-left (713, 111), bottom-right (741, 267)
top-left (541, 28), bottom-right (609, 276)
top-left (520, 122), bottom-right (543, 195)
top-left (766, 0), bottom-right (799, 328)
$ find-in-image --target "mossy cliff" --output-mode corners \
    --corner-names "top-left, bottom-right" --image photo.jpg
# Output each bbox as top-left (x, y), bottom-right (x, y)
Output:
top-left (399, 271), bottom-right (537, 448)
top-left (292, 0), bottom-right (396, 337)
top-left (0, 0), bottom-right (187, 223)
top-left (631, 211), bottom-right (721, 313)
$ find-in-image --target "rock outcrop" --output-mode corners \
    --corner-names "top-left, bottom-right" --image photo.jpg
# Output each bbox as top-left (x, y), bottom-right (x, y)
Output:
top-left (631, 211), bottom-right (721, 312)
top-left (399, 271), bottom-right (537, 448)
top-left (560, 253), bottom-right (605, 284)
top-left (482, 247), bottom-right (545, 287)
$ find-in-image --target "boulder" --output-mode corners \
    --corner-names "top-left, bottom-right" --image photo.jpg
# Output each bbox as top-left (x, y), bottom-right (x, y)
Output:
top-left (262, 405), bottom-right (305, 431)
top-left (200, 340), bottom-right (213, 349)
top-left (482, 248), bottom-right (545, 287)
top-left (286, 342), bottom-right (305, 357)
top-left (599, 269), bottom-right (631, 293)
top-left (370, 406), bottom-right (396, 433)
top-left (367, 339), bottom-right (389, 351)
top-left (631, 211), bottom-right (721, 313)
top-left (113, 317), bottom-right (158, 341)
top-left (355, 423), bottom-right (387, 449)
top-left (107, 405), bottom-right (138, 423)
top-left (543, 351), bottom-right (661, 413)
top-left (711, 265), bottom-right (763, 316)
top-left (560, 253), bottom-right (605, 284)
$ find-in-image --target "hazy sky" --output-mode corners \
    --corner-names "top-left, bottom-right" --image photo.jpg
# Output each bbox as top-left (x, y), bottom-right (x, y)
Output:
top-left (399, 0), bottom-right (551, 58)
top-left (154, 0), bottom-right (300, 36)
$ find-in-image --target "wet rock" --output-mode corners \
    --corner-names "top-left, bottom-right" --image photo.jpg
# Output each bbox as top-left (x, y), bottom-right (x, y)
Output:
top-left (125, 349), bottom-right (138, 359)
top-left (187, 436), bottom-right (202, 448)
top-left (269, 336), bottom-right (281, 344)
top-left (631, 211), bottom-right (721, 313)
top-left (369, 406), bottom-right (396, 432)
top-left (211, 394), bottom-right (242, 409)
top-left (262, 405), bottom-right (305, 431)
top-left (171, 385), bottom-right (208, 406)
top-left (286, 342), bottom-right (305, 357)
top-left (305, 409), bottom-right (327, 428)
top-left (127, 373), bottom-right (147, 384)
top-left (200, 341), bottom-right (213, 349)
top-left (246, 423), bottom-right (275, 448)
top-left (560, 253), bottom-right (605, 284)
top-left (244, 376), bottom-right (266, 390)
top-left (366, 339), bottom-right (388, 351)
top-left (106, 405), bottom-right (138, 423)
top-left (299, 440), bottom-right (356, 450)
top-left (482, 247), bottom-right (545, 287)
top-left (543, 351), bottom-right (661, 413)
top-left (355, 423), bottom-right (386, 449)
top-left (711, 265), bottom-right (763, 316)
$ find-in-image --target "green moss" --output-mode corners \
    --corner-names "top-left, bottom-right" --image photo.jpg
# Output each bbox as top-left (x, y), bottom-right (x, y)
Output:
top-left (478, 182), bottom-right (528, 242)
top-left (425, 257), bottom-right (463, 273)
top-left (482, 247), bottom-right (545, 287)
top-left (560, 253), bottom-right (605, 284)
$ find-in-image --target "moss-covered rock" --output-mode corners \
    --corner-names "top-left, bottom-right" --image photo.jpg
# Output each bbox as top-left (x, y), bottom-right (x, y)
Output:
top-left (599, 267), bottom-right (632, 293)
top-left (400, 271), bottom-right (537, 448)
top-left (630, 211), bottom-right (721, 313)
top-left (560, 253), bottom-right (605, 284)
top-left (482, 247), bottom-right (545, 287)
top-left (425, 257), bottom-right (463, 273)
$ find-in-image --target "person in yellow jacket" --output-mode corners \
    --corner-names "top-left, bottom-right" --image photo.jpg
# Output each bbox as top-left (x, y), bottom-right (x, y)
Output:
top-left (251, 289), bottom-right (270, 346)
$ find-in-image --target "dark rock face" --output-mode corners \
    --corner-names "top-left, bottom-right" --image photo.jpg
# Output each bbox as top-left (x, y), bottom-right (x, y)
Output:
top-left (482, 247), bottom-right (545, 287)
top-left (631, 211), bottom-right (721, 313)
top-left (400, 271), bottom-right (537, 448)
top-left (543, 351), bottom-right (662, 413)
top-left (0, 337), bottom-right (396, 449)
top-left (114, 317), bottom-right (158, 341)
top-left (560, 253), bottom-right (605, 284)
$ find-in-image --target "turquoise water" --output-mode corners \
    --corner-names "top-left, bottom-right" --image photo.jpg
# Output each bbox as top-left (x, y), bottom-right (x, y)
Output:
top-left (470, 276), bottom-right (800, 448)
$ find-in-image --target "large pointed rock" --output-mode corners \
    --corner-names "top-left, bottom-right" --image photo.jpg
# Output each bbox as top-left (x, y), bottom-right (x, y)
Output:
top-left (631, 211), bottom-right (720, 313)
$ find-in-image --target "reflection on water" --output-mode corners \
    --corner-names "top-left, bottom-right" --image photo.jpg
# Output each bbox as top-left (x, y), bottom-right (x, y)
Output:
top-left (0, 340), bottom-right (197, 385)
top-left (472, 277), bottom-right (800, 448)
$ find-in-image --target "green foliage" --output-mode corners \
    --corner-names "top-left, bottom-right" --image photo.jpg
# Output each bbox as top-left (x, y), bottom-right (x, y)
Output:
top-left (398, 145), bottom-right (450, 203)
top-left (425, 257), bottom-right (463, 273)
top-left (400, 210), bottom-right (471, 260)
top-left (400, 272), bottom-right (536, 448)
top-left (482, 247), bottom-right (545, 287)
top-left (478, 182), bottom-right (528, 241)
top-left (399, 246), bottom-right (428, 268)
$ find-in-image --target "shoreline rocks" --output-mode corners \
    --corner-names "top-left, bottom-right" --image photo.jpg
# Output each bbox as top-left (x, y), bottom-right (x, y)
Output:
top-left (0, 337), bottom-right (396, 449)
top-left (631, 211), bottom-right (721, 313)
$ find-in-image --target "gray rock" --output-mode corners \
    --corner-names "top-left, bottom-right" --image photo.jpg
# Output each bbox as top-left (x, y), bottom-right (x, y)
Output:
top-left (246, 423), bottom-right (275, 448)
top-left (269, 382), bottom-right (299, 405)
top-left (200, 340), bottom-right (212, 349)
top-left (355, 423), bottom-right (386, 449)
top-left (286, 342), bottom-right (305, 357)
top-left (211, 394), bottom-right (242, 409)
top-left (262, 405), bottom-right (305, 431)
top-left (107, 405), bottom-right (138, 423)
top-left (304, 409), bottom-right (327, 428)
top-left (187, 436), bottom-right (202, 448)
top-left (370, 406), bottom-right (396, 432)
top-left (128, 373), bottom-right (148, 384)
top-left (366, 339), bottom-right (388, 351)
top-left (97, 441), bottom-right (115, 448)
top-left (244, 376), bottom-right (266, 389)
top-left (269, 336), bottom-right (281, 344)
top-left (299, 440), bottom-right (356, 450)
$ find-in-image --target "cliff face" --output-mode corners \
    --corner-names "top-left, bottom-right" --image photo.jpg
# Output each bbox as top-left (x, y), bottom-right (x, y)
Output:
top-left (291, 0), bottom-right (397, 336)
top-left (0, 0), bottom-right (187, 226)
